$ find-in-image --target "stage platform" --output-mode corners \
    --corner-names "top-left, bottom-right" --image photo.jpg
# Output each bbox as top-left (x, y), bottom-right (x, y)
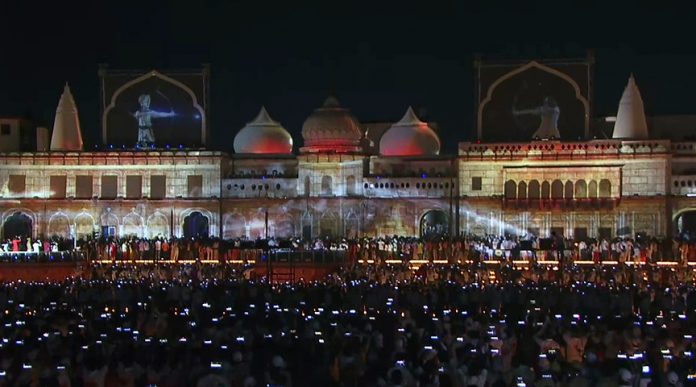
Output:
top-left (0, 262), bottom-right (81, 282)
top-left (0, 259), bottom-right (695, 283)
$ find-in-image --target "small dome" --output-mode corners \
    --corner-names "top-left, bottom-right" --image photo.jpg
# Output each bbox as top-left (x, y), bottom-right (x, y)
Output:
top-left (379, 107), bottom-right (440, 156)
top-left (233, 107), bottom-right (293, 154)
top-left (301, 96), bottom-right (362, 153)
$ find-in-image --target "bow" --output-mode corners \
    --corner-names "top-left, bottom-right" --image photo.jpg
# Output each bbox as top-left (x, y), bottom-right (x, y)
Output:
top-left (155, 88), bottom-right (174, 113)
top-left (511, 80), bottom-right (529, 131)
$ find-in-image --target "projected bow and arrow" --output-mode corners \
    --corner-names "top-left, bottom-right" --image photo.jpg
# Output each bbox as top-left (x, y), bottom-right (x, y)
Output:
top-left (133, 90), bottom-right (177, 148)
top-left (511, 81), bottom-right (561, 140)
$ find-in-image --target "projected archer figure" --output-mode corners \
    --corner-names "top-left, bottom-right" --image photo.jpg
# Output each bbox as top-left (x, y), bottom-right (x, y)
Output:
top-left (512, 96), bottom-right (561, 139)
top-left (133, 94), bottom-right (176, 148)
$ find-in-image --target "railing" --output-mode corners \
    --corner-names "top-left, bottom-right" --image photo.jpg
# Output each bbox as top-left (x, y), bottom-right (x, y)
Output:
top-left (0, 251), bottom-right (86, 263)
top-left (267, 249), bottom-right (348, 265)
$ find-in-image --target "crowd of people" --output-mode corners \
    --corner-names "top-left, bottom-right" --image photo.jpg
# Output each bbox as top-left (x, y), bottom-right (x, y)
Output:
top-left (0, 236), bottom-right (81, 263)
top-left (2, 232), bottom-right (696, 385)
top-left (4, 232), bottom-right (696, 267)
top-left (0, 261), bottom-right (692, 386)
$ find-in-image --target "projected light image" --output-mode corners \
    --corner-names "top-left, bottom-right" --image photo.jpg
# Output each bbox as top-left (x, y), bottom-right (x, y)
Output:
top-left (133, 94), bottom-right (176, 148)
top-left (103, 74), bottom-right (205, 148)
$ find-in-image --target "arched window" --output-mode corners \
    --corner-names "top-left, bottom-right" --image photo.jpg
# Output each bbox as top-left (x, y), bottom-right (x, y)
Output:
top-left (518, 181), bottom-right (527, 199)
top-left (564, 181), bottom-right (574, 199)
top-left (304, 176), bottom-right (310, 197)
top-left (321, 176), bottom-right (333, 195)
top-left (346, 175), bottom-right (356, 196)
top-left (541, 181), bottom-right (551, 199)
top-left (551, 180), bottom-right (563, 199)
top-left (575, 180), bottom-right (587, 198)
top-left (599, 179), bottom-right (611, 198)
top-left (528, 180), bottom-right (540, 199)
top-left (504, 180), bottom-right (517, 199)
top-left (588, 180), bottom-right (598, 198)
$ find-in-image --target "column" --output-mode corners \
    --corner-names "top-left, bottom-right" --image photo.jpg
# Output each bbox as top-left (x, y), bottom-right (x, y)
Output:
top-left (465, 211), bottom-right (470, 234)
top-left (66, 173), bottom-right (76, 198)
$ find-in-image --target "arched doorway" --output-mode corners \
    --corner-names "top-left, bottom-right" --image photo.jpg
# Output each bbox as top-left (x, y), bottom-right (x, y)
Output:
top-left (321, 176), bottom-right (333, 195)
top-left (75, 213), bottom-right (96, 239)
top-left (346, 175), bottom-right (356, 196)
top-left (3, 212), bottom-right (32, 239)
top-left (48, 214), bottom-right (71, 238)
top-left (676, 210), bottom-right (696, 239)
top-left (183, 211), bottom-right (209, 238)
top-left (301, 212), bottom-right (312, 240)
top-left (223, 214), bottom-right (246, 239)
top-left (274, 218), bottom-right (295, 239)
top-left (147, 213), bottom-right (169, 239)
top-left (504, 180), bottom-right (516, 199)
top-left (344, 212), bottom-right (360, 239)
top-left (100, 212), bottom-right (119, 238)
top-left (319, 212), bottom-right (338, 239)
top-left (420, 210), bottom-right (449, 239)
top-left (122, 213), bottom-right (144, 237)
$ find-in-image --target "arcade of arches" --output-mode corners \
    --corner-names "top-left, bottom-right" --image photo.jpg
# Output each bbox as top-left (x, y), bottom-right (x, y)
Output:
top-left (504, 179), bottom-right (612, 199)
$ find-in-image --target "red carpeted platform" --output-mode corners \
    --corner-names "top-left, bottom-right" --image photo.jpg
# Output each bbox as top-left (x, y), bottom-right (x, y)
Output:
top-left (0, 262), bottom-right (340, 282)
top-left (0, 263), bottom-right (80, 282)
top-left (253, 263), bottom-right (340, 282)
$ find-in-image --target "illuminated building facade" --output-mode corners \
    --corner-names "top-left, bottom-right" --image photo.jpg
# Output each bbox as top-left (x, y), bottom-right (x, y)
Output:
top-left (1, 60), bottom-right (696, 241)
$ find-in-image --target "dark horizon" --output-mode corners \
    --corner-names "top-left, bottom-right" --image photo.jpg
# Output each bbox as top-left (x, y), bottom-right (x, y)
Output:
top-left (2, 1), bottom-right (696, 153)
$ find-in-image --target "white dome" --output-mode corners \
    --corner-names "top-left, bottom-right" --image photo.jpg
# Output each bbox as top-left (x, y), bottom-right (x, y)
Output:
top-left (300, 96), bottom-right (362, 153)
top-left (612, 74), bottom-right (648, 139)
top-left (379, 107), bottom-right (440, 156)
top-left (233, 107), bottom-right (293, 154)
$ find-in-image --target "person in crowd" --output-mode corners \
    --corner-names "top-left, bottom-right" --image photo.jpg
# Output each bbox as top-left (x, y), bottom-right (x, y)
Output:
top-left (0, 260), bottom-right (694, 386)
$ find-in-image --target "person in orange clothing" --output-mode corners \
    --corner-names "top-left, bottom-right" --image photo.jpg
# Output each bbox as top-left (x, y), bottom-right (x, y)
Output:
top-left (161, 239), bottom-right (170, 260)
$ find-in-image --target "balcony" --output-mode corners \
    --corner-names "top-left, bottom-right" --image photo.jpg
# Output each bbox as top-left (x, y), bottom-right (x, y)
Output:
top-left (502, 198), bottom-right (618, 210)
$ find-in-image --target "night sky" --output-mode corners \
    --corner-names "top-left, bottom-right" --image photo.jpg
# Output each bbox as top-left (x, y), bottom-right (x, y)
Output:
top-left (1, 0), bottom-right (695, 153)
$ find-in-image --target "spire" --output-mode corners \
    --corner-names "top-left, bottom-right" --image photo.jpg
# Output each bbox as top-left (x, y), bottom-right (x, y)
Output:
top-left (612, 74), bottom-right (648, 139)
top-left (50, 83), bottom-right (84, 151)
top-left (395, 106), bottom-right (425, 126)
top-left (322, 95), bottom-right (341, 108)
top-left (249, 106), bottom-right (278, 125)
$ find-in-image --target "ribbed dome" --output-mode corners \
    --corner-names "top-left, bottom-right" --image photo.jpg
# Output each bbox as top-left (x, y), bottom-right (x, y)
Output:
top-left (379, 107), bottom-right (440, 156)
top-left (300, 96), bottom-right (362, 153)
top-left (233, 107), bottom-right (293, 154)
